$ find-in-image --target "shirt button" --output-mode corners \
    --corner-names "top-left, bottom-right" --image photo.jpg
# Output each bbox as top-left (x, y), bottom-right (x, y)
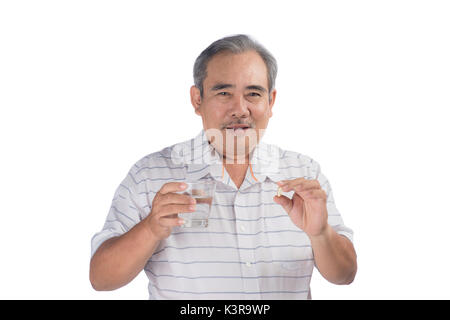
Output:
top-left (240, 225), bottom-right (246, 232)
top-left (246, 262), bottom-right (252, 267)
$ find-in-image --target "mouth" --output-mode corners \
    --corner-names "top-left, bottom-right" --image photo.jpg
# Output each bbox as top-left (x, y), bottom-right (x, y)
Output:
top-left (225, 124), bottom-right (252, 130)
top-left (224, 124), bottom-right (252, 136)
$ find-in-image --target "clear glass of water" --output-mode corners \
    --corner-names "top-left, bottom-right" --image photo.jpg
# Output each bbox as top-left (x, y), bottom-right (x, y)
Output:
top-left (177, 181), bottom-right (216, 228)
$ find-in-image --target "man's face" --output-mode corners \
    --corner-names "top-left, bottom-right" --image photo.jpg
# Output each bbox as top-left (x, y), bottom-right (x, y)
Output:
top-left (190, 50), bottom-right (277, 162)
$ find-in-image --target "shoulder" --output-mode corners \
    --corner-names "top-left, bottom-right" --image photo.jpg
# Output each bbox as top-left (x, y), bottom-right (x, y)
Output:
top-left (130, 141), bottom-right (190, 177)
top-left (259, 141), bottom-right (322, 180)
top-left (265, 142), bottom-right (321, 169)
top-left (126, 133), bottom-right (207, 184)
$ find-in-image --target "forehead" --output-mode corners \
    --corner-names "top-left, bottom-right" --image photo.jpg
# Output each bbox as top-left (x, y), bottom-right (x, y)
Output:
top-left (204, 50), bottom-right (268, 89)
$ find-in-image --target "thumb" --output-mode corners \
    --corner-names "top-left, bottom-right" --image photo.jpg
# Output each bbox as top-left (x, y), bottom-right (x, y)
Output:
top-left (273, 195), bottom-right (293, 213)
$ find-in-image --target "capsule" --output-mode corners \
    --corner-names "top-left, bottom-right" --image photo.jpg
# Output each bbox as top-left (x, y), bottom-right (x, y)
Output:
top-left (277, 186), bottom-right (282, 197)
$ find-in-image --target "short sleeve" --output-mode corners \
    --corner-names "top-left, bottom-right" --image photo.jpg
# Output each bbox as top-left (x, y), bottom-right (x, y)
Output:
top-left (311, 160), bottom-right (354, 244)
top-left (90, 165), bottom-right (149, 257)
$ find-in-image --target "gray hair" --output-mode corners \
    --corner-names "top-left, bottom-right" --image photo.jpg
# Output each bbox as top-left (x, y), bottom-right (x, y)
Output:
top-left (193, 34), bottom-right (278, 102)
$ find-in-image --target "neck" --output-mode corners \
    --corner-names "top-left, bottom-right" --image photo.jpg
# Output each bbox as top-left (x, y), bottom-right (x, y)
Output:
top-left (222, 154), bottom-right (249, 165)
top-left (222, 156), bottom-right (249, 189)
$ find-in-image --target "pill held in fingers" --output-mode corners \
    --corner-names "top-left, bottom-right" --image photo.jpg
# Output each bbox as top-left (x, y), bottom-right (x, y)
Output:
top-left (277, 186), bottom-right (282, 197)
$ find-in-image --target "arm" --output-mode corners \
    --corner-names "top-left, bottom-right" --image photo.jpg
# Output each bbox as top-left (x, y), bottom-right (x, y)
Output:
top-left (89, 219), bottom-right (160, 291)
top-left (310, 224), bottom-right (357, 284)
top-left (89, 182), bottom-right (194, 291)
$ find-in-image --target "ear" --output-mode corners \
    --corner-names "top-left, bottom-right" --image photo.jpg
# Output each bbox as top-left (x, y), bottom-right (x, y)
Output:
top-left (190, 85), bottom-right (202, 116)
top-left (268, 89), bottom-right (277, 117)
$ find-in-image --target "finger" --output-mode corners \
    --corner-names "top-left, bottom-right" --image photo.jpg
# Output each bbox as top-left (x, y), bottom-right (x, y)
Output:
top-left (295, 180), bottom-right (321, 192)
top-left (297, 189), bottom-right (327, 200)
top-left (273, 194), bottom-right (293, 213)
top-left (159, 182), bottom-right (188, 195)
top-left (159, 214), bottom-right (185, 227)
top-left (277, 178), bottom-right (303, 191)
top-left (158, 192), bottom-right (196, 205)
top-left (279, 178), bottom-right (321, 193)
top-left (292, 178), bottom-right (320, 191)
top-left (158, 203), bottom-right (196, 217)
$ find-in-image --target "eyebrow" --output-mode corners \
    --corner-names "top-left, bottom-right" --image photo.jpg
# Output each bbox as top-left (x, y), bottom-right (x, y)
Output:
top-left (210, 83), bottom-right (267, 93)
top-left (210, 83), bottom-right (234, 91)
top-left (246, 85), bottom-right (267, 93)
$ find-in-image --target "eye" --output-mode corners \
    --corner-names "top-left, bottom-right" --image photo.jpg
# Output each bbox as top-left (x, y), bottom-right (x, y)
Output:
top-left (249, 92), bottom-right (261, 97)
top-left (218, 92), bottom-right (230, 96)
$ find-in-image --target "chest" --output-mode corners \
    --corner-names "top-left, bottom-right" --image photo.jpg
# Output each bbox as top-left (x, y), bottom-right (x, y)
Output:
top-left (223, 164), bottom-right (248, 189)
top-left (147, 181), bottom-right (313, 275)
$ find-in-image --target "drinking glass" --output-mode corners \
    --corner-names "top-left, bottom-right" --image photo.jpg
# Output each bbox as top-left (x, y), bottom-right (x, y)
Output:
top-left (177, 181), bottom-right (216, 228)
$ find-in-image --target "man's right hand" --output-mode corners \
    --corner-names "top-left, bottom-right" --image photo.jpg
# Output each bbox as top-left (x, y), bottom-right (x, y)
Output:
top-left (144, 182), bottom-right (196, 240)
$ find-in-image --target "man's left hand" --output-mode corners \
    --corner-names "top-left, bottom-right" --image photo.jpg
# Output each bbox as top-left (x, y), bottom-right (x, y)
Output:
top-left (273, 178), bottom-right (328, 237)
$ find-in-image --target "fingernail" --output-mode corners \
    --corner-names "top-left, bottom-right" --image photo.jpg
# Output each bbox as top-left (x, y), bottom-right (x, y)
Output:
top-left (189, 205), bottom-right (196, 210)
top-left (180, 183), bottom-right (187, 189)
top-left (178, 219), bottom-right (185, 225)
top-left (190, 198), bottom-right (196, 204)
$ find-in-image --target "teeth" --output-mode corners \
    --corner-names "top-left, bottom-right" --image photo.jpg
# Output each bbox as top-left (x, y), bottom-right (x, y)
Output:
top-left (226, 126), bottom-right (248, 129)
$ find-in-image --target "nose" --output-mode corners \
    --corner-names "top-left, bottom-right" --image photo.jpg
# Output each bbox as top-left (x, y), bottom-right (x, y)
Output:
top-left (228, 95), bottom-right (250, 119)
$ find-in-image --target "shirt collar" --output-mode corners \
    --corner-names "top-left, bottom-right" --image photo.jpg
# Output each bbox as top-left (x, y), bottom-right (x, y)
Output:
top-left (172, 129), bottom-right (286, 184)
top-left (249, 139), bottom-right (285, 183)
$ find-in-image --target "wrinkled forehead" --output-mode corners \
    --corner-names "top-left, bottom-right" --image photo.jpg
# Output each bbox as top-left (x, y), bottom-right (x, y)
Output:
top-left (204, 50), bottom-right (269, 91)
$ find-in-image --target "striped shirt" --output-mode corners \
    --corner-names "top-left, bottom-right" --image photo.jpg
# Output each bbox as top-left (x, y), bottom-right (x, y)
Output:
top-left (91, 129), bottom-right (354, 299)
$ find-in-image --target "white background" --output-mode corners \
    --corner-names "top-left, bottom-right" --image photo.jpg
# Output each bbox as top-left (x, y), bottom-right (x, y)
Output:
top-left (1, 0), bottom-right (449, 299)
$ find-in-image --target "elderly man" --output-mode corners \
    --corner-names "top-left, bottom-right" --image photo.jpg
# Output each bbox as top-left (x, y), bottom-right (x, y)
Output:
top-left (90, 34), bottom-right (357, 299)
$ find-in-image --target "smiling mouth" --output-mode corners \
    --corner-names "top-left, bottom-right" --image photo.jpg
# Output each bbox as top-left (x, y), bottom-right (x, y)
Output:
top-left (224, 125), bottom-right (253, 137)
top-left (224, 124), bottom-right (252, 130)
